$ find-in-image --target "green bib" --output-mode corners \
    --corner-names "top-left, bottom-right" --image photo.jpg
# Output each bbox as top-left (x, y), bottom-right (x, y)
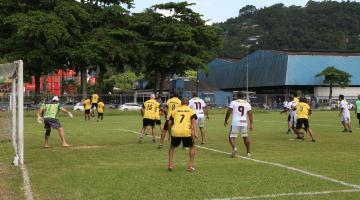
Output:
top-left (43, 103), bottom-right (61, 119)
top-left (356, 100), bottom-right (360, 113)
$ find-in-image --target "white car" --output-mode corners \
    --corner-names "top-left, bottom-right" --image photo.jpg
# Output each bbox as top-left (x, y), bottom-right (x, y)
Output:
top-left (73, 102), bottom-right (84, 111)
top-left (118, 103), bottom-right (142, 111)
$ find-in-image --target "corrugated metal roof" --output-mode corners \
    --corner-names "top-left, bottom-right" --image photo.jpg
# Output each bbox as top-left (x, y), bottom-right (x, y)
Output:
top-left (200, 50), bottom-right (360, 89)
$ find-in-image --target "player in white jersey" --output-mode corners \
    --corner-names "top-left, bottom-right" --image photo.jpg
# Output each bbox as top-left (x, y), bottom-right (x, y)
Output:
top-left (189, 92), bottom-right (209, 144)
top-left (339, 95), bottom-right (352, 133)
top-left (224, 93), bottom-right (253, 157)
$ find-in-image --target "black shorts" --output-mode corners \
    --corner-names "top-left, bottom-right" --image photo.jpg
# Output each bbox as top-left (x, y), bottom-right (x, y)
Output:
top-left (296, 118), bottom-right (309, 130)
top-left (171, 136), bottom-right (194, 148)
top-left (143, 118), bottom-right (155, 127)
top-left (155, 119), bottom-right (161, 125)
top-left (85, 109), bottom-right (90, 114)
top-left (91, 103), bottom-right (98, 109)
top-left (163, 120), bottom-right (170, 130)
top-left (287, 114), bottom-right (291, 122)
top-left (357, 113), bottom-right (360, 119)
top-left (44, 118), bottom-right (62, 130)
top-left (98, 113), bottom-right (103, 117)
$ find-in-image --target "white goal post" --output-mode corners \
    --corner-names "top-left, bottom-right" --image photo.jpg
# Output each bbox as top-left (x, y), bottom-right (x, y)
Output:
top-left (0, 60), bottom-right (24, 166)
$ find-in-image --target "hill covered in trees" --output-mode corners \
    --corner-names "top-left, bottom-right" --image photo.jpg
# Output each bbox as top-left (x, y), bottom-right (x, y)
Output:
top-left (216, 0), bottom-right (360, 58)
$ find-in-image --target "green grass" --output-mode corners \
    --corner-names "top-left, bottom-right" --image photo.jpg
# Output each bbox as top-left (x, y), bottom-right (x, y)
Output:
top-left (5, 109), bottom-right (360, 199)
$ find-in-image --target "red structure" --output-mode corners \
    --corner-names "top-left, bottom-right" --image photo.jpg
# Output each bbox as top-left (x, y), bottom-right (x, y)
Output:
top-left (24, 70), bottom-right (80, 96)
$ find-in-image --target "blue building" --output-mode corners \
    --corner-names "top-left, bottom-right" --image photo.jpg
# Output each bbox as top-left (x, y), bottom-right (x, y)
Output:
top-left (199, 50), bottom-right (360, 100)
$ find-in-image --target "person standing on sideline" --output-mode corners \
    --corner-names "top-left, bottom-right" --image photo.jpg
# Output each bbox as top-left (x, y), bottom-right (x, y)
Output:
top-left (159, 91), bottom-right (181, 148)
top-left (294, 97), bottom-right (316, 142)
top-left (139, 94), bottom-right (160, 143)
top-left (168, 97), bottom-right (197, 172)
top-left (224, 93), bottom-right (253, 157)
top-left (97, 99), bottom-right (105, 122)
top-left (355, 95), bottom-right (360, 128)
top-left (37, 96), bottom-right (73, 148)
top-left (83, 97), bottom-right (91, 121)
top-left (189, 92), bottom-right (209, 144)
top-left (339, 95), bottom-right (352, 133)
top-left (91, 93), bottom-right (99, 117)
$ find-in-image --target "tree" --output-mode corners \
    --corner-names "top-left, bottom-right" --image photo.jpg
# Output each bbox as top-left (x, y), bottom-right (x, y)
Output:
top-left (315, 66), bottom-right (352, 102)
top-left (132, 2), bottom-right (221, 94)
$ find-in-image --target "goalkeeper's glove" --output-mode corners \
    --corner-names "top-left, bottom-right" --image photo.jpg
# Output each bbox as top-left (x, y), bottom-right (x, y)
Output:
top-left (68, 112), bottom-right (73, 118)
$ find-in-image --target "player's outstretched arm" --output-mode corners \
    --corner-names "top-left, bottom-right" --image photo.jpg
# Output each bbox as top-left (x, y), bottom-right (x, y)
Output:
top-left (61, 108), bottom-right (73, 118)
top-left (224, 108), bottom-right (232, 126)
top-left (248, 110), bottom-right (254, 131)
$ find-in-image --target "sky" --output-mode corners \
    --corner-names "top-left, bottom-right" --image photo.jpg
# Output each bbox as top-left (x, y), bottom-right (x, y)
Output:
top-left (131, 0), bottom-right (360, 23)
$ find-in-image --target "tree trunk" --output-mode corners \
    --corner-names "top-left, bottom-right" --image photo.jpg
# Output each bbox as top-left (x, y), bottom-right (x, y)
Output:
top-left (159, 73), bottom-right (165, 96)
top-left (329, 82), bottom-right (333, 105)
top-left (80, 66), bottom-right (87, 99)
top-left (34, 72), bottom-right (41, 104)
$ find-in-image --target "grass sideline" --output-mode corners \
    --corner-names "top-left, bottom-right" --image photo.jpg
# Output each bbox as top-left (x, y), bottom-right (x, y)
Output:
top-left (3, 109), bottom-right (360, 199)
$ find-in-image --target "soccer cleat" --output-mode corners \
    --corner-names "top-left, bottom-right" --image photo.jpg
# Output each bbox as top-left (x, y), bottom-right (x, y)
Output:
top-left (246, 153), bottom-right (251, 157)
top-left (312, 139), bottom-right (316, 142)
top-left (187, 166), bottom-right (195, 173)
top-left (152, 139), bottom-right (156, 143)
top-left (158, 144), bottom-right (163, 149)
top-left (342, 129), bottom-right (348, 132)
top-left (168, 164), bottom-right (173, 171)
top-left (348, 130), bottom-right (352, 133)
top-left (230, 148), bottom-right (237, 157)
top-left (138, 138), bottom-right (143, 144)
top-left (286, 129), bottom-right (291, 134)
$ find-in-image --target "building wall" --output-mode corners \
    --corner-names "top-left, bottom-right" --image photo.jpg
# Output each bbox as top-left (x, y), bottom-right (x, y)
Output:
top-left (314, 87), bottom-right (360, 99)
top-left (286, 55), bottom-right (360, 85)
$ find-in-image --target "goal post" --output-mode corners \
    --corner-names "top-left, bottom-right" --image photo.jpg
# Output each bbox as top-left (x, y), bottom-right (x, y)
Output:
top-left (0, 60), bottom-right (24, 166)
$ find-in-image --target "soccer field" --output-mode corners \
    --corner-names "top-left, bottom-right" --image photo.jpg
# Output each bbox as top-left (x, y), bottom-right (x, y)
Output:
top-left (2, 109), bottom-right (360, 200)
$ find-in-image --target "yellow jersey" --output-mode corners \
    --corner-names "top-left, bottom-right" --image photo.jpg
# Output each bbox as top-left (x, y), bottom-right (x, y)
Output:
top-left (98, 102), bottom-right (105, 113)
top-left (84, 99), bottom-right (91, 110)
top-left (143, 99), bottom-right (160, 120)
top-left (166, 97), bottom-right (181, 120)
top-left (294, 97), bottom-right (299, 103)
top-left (170, 105), bottom-right (196, 137)
top-left (92, 94), bottom-right (99, 103)
top-left (295, 102), bottom-right (311, 119)
top-left (155, 103), bottom-right (161, 120)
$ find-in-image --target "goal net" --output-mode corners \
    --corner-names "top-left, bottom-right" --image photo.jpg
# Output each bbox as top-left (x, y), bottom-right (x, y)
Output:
top-left (0, 60), bottom-right (24, 166)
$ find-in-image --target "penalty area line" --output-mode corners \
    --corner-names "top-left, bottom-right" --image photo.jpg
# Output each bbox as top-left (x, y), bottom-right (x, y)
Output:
top-left (20, 165), bottom-right (34, 200)
top-left (117, 128), bottom-right (360, 190)
top-left (207, 189), bottom-right (360, 200)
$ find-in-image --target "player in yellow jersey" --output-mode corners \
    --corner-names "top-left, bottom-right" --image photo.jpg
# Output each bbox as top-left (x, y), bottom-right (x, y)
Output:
top-left (168, 97), bottom-right (197, 172)
top-left (159, 91), bottom-right (181, 148)
top-left (139, 94), bottom-right (160, 143)
top-left (294, 98), bottom-right (316, 142)
top-left (91, 93), bottom-right (99, 117)
top-left (83, 97), bottom-right (91, 121)
top-left (97, 100), bottom-right (105, 122)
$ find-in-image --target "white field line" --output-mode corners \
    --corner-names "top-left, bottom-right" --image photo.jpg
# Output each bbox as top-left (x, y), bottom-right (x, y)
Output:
top-left (117, 128), bottom-right (360, 190)
top-left (20, 165), bottom-right (34, 200)
top-left (207, 189), bottom-right (360, 200)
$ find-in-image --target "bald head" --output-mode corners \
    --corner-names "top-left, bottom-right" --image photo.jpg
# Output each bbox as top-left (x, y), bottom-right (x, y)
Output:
top-left (150, 94), bottom-right (156, 99)
top-left (182, 97), bottom-right (189, 105)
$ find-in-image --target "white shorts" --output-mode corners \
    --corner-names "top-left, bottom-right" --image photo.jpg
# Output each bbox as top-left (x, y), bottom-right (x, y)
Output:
top-left (197, 115), bottom-right (205, 128)
top-left (229, 125), bottom-right (248, 138)
top-left (341, 113), bottom-right (351, 123)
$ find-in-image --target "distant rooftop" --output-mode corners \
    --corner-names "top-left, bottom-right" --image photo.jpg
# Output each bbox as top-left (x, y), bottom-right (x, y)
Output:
top-left (270, 49), bottom-right (360, 56)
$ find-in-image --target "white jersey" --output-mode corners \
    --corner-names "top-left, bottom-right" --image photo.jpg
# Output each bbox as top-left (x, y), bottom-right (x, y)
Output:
top-left (340, 100), bottom-right (350, 116)
top-left (229, 99), bottom-right (251, 126)
top-left (288, 101), bottom-right (298, 116)
top-left (189, 97), bottom-right (207, 117)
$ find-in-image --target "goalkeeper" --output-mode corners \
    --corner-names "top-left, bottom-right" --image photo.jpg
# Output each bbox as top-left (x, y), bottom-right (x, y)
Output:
top-left (37, 96), bottom-right (73, 148)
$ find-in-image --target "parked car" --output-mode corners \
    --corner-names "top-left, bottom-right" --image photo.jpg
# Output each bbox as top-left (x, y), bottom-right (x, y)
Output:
top-left (62, 101), bottom-right (77, 110)
top-left (118, 103), bottom-right (142, 111)
top-left (73, 102), bottom-right (84, 111)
